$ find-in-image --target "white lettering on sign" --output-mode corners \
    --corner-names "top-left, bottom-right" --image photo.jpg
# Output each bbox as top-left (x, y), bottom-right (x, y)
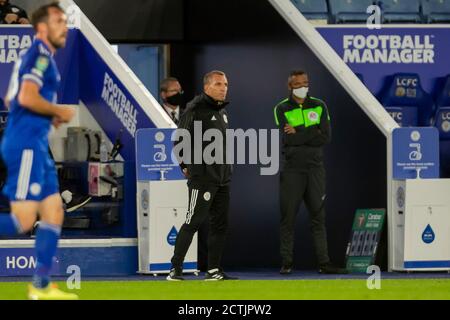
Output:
top-left (6, 256), bottom-right (37, 269)
top-left (0, 35), bottom-right (33, 64)
top-left (396, 78), bottom-right (418, 87)
top-left (343, 35), bottom-right (435, 64)
top-left (101, 72), bottom-right (138, 137)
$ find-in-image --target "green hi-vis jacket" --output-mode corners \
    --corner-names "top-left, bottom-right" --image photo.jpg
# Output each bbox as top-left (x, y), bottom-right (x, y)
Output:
top-left (274, 95), bottom-right (331, 170)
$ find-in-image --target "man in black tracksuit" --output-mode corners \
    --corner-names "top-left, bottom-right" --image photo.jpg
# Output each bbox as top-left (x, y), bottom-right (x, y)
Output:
top-left (274, 70), bottom-right (347, 275)
top-left (167, 70), bottom-right (236, 281)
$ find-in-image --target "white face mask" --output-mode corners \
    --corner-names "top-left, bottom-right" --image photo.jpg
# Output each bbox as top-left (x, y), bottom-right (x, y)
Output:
top-left (293, 87), bottom-right (309, 99)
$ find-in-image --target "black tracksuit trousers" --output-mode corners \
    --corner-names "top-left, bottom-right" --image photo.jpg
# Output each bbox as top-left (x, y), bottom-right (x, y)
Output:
top-left (280, 166), bottom-right (330, 267)
top-left (171, 182), bottom-right (229, 270)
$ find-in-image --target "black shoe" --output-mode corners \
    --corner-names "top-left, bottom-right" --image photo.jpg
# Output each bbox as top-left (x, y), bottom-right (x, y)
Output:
top-left (280, 265), bottom-right (293, 275)
top-left (205, 269), bottom-right (238, 281)
top-left (166, 267), bottom-right (184, 281)
top-left (318, 263), bottom-right (349, 274)
top-left (221, 272), bottom-right (238, 280)
top-left (62, 192), bottom-right (92, 213)
top-left (218, 267), bottom-right (239, 280)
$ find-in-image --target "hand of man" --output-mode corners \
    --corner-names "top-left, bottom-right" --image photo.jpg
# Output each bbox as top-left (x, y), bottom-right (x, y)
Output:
top-left (182, 168), bottom-right (190, 179)
top-left (56, 105), bottom-right (75, 123)
top-left (284, 124), bottom-right (296, 135)
top-left (18, 17), bottom-right (30, 24)
top-left (52, 117), bottom-right (63, 129)
top-left (4, 13), bottom-right (19, 24)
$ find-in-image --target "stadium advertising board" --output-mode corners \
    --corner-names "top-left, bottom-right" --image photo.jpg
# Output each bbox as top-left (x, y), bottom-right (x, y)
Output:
top-left (318, 27), bottom-right (450, 95)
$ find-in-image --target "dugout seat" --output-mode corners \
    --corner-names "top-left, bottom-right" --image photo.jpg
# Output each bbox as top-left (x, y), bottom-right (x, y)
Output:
top-left (328, 0), bottom-right (376, 23)
top-left (422, 0), bottom-right (450, 23)
top-left (378, 73), bottom-right (435, 127)
top-left (434, 74), bottom-right (450, 132)
top-left (378, 0), bottom-right (423, 23)
top-left (290, 0), bottom-right (329, 22)
top-left (433, 75), bottom-right (450, 177)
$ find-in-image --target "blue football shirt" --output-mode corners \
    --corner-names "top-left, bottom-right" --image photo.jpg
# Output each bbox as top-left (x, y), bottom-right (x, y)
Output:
top-left (3, 39), bottom-right (60, 152)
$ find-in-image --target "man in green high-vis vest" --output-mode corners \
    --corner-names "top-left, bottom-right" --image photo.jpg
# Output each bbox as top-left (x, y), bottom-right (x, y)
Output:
top-left (274, 70), bottom-right (347, 275)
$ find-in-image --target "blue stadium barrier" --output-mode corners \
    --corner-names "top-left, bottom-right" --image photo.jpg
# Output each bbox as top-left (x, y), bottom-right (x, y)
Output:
top-left (290, 0), bottom-right (329, 21)
top-left (433, 75), bottom-right (450, 177)
top-left (378, 0), bottom-right (423, 23)
top-left (328, 0), bottom-right (375, 23)
top-left (378, 73), bottom-right (435, 127)
top-left (422, 0), bottom-right (450, 23)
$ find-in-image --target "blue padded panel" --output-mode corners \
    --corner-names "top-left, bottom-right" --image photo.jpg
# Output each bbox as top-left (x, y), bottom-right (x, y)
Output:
top-left (355, 73), bottom-right (365, 83)
top-left (379, 0), bottom-right (423, 23)
top-left (328, 0), bottom-right (375, 23)
top-left (385, 106), bottom-right (419, 127)
top-left (379, 73), bottom-right (435, 126)
top-left (436, 75), bottom-right (450, 108)
top-left (434, 106), bottom-right (450, 139)
top-left (291, 0), bottom-right (329, 20)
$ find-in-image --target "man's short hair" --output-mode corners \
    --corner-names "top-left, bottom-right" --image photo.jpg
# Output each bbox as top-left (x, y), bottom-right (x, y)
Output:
top-left (203, 70), bottom-right (226, 85)
top-left (288, 70), bottom-right (307, 80)
top-left (31, 2), bottom-right (64, 31)
top-left (288, 70), bottom-right (307, 86)
top-left (160, 77), bottom-right (179, 92)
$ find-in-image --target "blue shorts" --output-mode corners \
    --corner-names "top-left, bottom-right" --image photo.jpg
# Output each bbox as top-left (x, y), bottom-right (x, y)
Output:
top-left (1, 147), bottom-right (59, 202)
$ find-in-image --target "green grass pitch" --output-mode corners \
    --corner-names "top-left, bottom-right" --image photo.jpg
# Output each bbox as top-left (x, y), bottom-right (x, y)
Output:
top-left (1, 279), bottom-right (450, 300)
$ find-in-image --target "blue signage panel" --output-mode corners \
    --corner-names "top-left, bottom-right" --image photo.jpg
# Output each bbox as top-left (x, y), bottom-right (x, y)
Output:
top-left (317, 27), bottom-right (450, 95)
top-left (0, 27), bottom-right (79, 105)
top-left (0, 246), bottom-right (137, 276)
top-left (0, 248), bottom-right (59, 276)
top-left (78, 34), bottom-right (157, 161)
top-left (392, 127), bottom-right (439, 179)
top-left (136, 128), bottom-right (184, 181)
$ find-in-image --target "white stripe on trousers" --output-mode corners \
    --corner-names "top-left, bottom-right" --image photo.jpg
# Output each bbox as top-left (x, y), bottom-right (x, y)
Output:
top-left (186, 189), bottom-right (198, 225)
top-left (16, 149), bottom-right (33, 200)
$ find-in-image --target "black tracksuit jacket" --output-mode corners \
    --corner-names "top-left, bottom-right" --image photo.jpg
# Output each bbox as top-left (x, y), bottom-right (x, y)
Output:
top-left (175, 93), bottom-right (232, 186)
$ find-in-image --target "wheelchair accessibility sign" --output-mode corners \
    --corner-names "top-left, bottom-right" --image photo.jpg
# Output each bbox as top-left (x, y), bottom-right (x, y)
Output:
top-left (135, 128), bottom-right (185, 181)
top-left (392, 127), bottom-right (439, 179)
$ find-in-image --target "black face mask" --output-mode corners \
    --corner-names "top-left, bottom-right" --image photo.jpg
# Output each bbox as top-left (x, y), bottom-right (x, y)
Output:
top-left (166, 92), bottom-right (184, 106)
